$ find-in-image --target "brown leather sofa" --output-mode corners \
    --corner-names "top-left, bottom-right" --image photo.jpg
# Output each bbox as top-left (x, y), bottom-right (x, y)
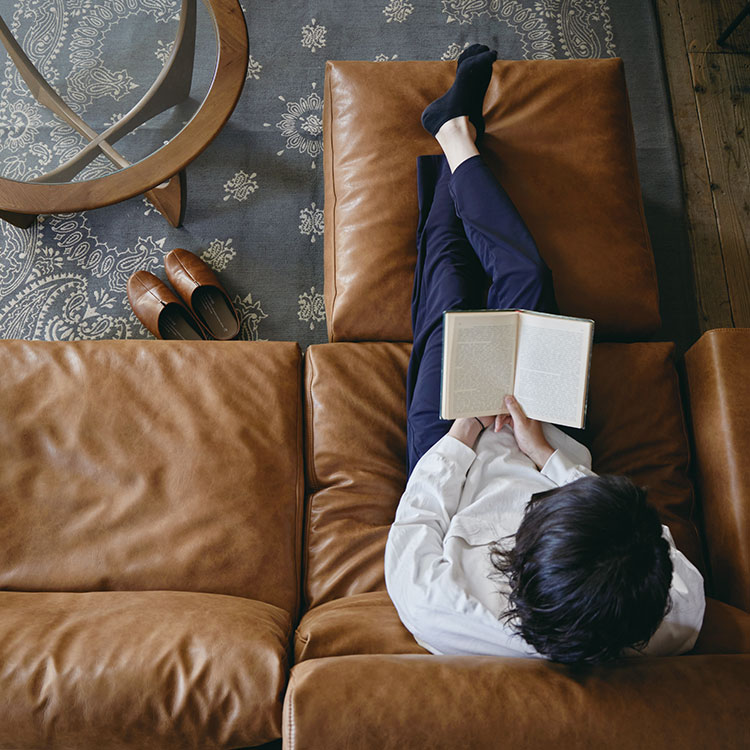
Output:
top-left (0, 341), bottom-right (304, 749)
top-left (284, 60), bottom-right (750, 749)
top-left (1, 59), bottom-right (748, 749)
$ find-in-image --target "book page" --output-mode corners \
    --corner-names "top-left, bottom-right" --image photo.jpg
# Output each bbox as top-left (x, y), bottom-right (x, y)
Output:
top-left (513, 311), bottom-right (593, 428)
top-left (441, 311), bottom-right (517, 419)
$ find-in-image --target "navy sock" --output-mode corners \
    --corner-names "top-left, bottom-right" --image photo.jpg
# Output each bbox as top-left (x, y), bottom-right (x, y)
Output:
top-left (421, 48), bottom-right (497, 140)
top-left (456, 43), bottom-right (489, 66)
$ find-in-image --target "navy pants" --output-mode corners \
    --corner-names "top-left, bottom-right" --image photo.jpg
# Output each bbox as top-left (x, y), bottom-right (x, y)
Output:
top-left (406, 154), bottom-right (557, 475)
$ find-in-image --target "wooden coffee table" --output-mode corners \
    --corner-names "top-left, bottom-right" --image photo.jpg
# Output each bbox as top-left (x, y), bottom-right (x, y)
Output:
top-left (0, 0), bottom-right (247, 228)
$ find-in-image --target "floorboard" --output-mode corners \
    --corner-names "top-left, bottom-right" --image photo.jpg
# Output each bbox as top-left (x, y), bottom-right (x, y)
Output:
top-left (655, 0), bottom-right (750, 333)
top-left (691, 52), bottom-right (750, 326)
top-left (655, 0), bottom-right (733, 331)
top-left (679, 0), bottom-right (750, 52)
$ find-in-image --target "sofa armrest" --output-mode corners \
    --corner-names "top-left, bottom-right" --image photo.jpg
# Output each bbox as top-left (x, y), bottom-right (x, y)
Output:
top-left (685, 329), bottom-right (750, 611)
top-left (283, 653), bottom-right (750, 749)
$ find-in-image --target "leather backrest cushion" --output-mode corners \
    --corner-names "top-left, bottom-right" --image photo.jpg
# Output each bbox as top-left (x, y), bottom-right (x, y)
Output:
top-left (304, 342), bottom-right (703, 610)
top-left (0, 341), bottom-right (304, 615)
top-left (578, 342), bottom-right (705, 573)
top-left (304, 342), bottom-right (410, 609)
top-left (324, 59), bottom-right (660, 343)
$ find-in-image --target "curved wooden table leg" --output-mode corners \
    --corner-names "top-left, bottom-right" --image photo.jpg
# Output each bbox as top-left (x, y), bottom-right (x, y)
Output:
top-left (0, 209), bottom-right (37, 229)
top-left (144, 170), bottom-right (187, 227)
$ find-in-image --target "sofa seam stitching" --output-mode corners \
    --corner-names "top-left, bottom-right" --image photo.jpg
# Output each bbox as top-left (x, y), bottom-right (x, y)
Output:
top-left (667, 343), bottom-right (704, 570)
top-left (295, 343), bottom-right (304, 624)
top-left (325, 62), bottom-right (338, 342)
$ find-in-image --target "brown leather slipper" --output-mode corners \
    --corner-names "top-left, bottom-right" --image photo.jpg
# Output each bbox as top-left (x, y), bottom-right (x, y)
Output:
top-left (164, 248), bottom-right (241, 340)
top-left (127, 270), bottom-right (207, 340)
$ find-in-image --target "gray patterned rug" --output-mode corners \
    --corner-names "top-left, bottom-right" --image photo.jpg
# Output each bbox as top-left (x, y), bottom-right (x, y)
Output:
top-left (0, 0), bottom-right (697, 351)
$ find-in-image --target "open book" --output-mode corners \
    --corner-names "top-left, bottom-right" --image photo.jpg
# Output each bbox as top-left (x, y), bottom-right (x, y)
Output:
top-left (440, 309), bottom-right (594, 428)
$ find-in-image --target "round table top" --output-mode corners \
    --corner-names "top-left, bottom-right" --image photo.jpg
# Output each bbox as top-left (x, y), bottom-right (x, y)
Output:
top-left (0, 0), bottom-right (247, 214)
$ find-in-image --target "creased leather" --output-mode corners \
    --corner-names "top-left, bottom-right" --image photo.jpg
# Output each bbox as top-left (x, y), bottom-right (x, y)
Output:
top-left (304, 342), bottom-right (410, 609)
top-left (0, 340), bottom-right (304, 616)
top-left (324, 59), bottom-right (660, 343)
top-left (284, 653), bottom-right (750, 750)
top-left (0, 590), bottom-right (289, 749)
top-left (685, 329), bottom-right (750, 611)
top-left (304, 341), bottom-right (704, 610)
top-left (294, 592), bottom-right (750, 662)
top-left (295, 591), bottom-right (427, 662)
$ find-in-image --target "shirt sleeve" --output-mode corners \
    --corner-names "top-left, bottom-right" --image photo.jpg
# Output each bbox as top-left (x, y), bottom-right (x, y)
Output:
top-left (624, 525), bottom-right (706, 657)
top-left (539, 448), bottom-right (597, 487)
top-left (385, 435), bottom-right (475, 598)
top-left (384, 435), bottom-right (537, 658)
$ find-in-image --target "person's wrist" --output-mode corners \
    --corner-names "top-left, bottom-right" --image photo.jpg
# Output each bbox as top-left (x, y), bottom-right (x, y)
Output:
top-left (529, 443), bottom-right (554, 470)
top-left (448, 417), bottom-right (483, 448)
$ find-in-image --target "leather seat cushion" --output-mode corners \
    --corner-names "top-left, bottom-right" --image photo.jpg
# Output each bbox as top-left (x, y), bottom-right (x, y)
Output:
top-left (0, 341), bottom-right (304, 615)
top-left (295, 592), bottom-right (427, 662)
top-left (283, 653), bottom-right (750, 749)
top-left (323, 59), bottom-right (660, 343)
top-left (303, 341), bottom-right (704, 610)
top-left (0, 590), bottom-right (290, 749)
top-left (295, 593), bottom-right (750, 663)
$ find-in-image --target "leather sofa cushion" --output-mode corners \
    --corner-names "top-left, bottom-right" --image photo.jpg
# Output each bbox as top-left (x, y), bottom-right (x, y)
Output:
top-left (283, 653), bottom-right (750, 750)
top-left (295, 592), bottom-right (427, 662)
top-left (0, 341), bottom-right (304, 615)
top-left (0, 590), bottom-right (290, 749)
top-left (295, 593), bottom-right (749, 662)
top-left (323, 59), bottom-right (660, 343)
top-left (304, 342), bottom-right (410, 609)
top-left (579, 342), bottom-right (705, 573)
top-left (303, 341), bottom-right (703, 610)
top-left (685, 329), bottom-right (750, 612)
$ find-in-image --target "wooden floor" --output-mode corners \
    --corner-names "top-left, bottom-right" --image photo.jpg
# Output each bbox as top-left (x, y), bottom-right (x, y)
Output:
top-left (656, 0), bottom-right (750, 331)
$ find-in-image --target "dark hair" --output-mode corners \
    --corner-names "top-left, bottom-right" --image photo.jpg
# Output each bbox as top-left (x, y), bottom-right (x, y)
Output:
top-left (490, 475), bottom-right (673, 665)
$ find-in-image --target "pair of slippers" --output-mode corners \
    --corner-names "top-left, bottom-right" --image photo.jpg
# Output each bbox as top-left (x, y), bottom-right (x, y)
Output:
top-left (127, 248), bottom-right (240, 341)
top-left (421, 43), bottom-right (498, 141)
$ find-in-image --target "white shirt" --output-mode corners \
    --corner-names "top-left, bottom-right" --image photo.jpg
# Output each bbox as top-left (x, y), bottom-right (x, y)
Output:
top-left (384, 424), bottom-right (706, 659)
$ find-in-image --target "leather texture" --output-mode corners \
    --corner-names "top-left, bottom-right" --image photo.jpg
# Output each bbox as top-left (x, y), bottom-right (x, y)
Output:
top-left (294, 591), bottom-right (750, 662)
top-left (165, 248), bottom-right (240, 340)
top-left (0, 590), bottom-right (289, 749)
top-left (127, 270), bottom-right (204, 340)
top-left (579, 342), bottom-right (706, 573)
top-left (0, 340), bottom-right (304, 615)
top-left (294, 593), bottom-right (750, 662)
top-left (685, 329), bottom-right (750, 612)
top-left (295, 592), bottom-right (427, 662)
top-left (323, 59), bottom-right (660, 343)
top-left (692, 597), bottom-right (750, 655)
top-left (304, 342), bottom-right (410, 609)
top-left (303, 341), bottom-right (704, 610)
top-left (283, 653), bottom-right (750, 750)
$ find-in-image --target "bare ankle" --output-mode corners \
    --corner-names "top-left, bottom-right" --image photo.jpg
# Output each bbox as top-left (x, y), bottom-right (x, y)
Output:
top-left (435, 116), bottom-right (479, 173)
top-left (435, 116), bottom-right (475, 143)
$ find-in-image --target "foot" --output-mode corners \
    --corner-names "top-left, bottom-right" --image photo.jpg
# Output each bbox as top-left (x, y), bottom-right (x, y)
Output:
top-left (421, 48), bottom-right (497, 140)
top-left (456, 43), bottom-right (490, 66)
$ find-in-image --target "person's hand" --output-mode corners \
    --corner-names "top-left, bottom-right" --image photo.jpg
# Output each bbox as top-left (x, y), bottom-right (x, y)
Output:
top-left (501, 394), bottom-right (554, 469)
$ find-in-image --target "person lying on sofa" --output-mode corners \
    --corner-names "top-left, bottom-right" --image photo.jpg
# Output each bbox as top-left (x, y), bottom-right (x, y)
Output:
top-left (384, 45), bottom-right (705, 664)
